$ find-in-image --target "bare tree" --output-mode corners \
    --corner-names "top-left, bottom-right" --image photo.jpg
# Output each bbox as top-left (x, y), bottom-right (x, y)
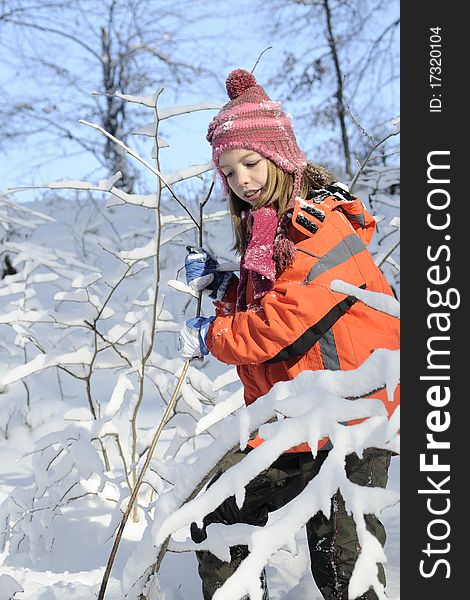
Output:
top-left (0, 0), bottom-right (217, 192)
top-left (264, 0), bottom-right (399, 178)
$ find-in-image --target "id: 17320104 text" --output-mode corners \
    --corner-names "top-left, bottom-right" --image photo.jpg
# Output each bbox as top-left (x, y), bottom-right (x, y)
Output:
top-left (429, 27), bottom-right (443, 113)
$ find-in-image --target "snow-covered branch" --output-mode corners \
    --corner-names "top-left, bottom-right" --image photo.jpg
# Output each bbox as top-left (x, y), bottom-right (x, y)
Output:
top-left (122, 347), bottom-right (399, 599)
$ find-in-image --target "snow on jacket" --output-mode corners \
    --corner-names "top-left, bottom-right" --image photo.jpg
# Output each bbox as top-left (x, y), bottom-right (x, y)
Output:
top-left (206, 190), bottom-right (400, 452)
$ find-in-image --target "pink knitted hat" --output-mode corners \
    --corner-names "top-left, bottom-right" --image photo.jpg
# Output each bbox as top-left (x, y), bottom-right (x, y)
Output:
top-left (207, 69), bottom-right (307, 200)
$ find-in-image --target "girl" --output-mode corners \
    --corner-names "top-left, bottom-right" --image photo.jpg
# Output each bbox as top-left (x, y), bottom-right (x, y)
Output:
top-left (178, 69), bottom-right (399, 600)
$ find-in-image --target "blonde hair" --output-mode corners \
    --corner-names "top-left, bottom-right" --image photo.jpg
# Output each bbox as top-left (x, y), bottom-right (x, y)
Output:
top-left (229, 160), bottom-right (335, 254)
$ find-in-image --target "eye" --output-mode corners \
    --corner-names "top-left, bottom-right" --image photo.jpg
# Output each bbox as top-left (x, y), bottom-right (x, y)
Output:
top-left (246, 160), bottom-right (260, 168)
top-left (224, 170), bottom-right (233, 178)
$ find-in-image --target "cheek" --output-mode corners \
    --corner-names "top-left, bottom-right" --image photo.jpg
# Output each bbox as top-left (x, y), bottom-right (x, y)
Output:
top-left (226, 178), bottom-right (237, 192)
top-left (226, 179), bottom-right (244, 200)
top-left (259, 165), bottom-right (268, 186)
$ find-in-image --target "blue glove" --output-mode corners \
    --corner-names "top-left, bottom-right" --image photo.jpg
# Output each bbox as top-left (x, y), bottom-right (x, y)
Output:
top-left (185, 247), bottom-right (218, 293)
top-left (184, 247), bottom-right (234, 301)
top-left (178, 316), bottom-right (215, 359)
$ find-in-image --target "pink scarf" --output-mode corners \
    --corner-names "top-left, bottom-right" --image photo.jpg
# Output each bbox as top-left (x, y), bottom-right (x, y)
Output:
top-left (236, 206), bottom-right (295, 311)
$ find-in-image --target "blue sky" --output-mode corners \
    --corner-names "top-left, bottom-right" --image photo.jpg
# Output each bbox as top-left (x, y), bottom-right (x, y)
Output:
top-left (0, 3), bottom-right (270, 199)
top-left (0, 0), bottom-right (399, 202)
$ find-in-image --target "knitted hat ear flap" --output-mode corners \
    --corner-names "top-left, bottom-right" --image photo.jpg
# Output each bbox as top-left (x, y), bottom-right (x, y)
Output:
top-left (291, 170), bottom-right (303, 204)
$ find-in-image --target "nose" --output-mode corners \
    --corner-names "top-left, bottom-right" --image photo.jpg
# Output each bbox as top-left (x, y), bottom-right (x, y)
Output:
top-left (235, 167), bottom-right (250, 189)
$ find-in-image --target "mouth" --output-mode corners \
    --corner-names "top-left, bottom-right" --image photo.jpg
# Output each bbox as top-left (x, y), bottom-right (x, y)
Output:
top-left (244, 188), bottom-right (262, 201)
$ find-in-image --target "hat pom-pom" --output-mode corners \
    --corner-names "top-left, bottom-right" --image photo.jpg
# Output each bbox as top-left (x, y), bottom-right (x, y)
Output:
top-left (226, 69), bottom-right (257, 100)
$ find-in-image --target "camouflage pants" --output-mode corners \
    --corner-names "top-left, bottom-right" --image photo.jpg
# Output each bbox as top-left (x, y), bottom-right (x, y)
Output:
top-left (190, 448), bottom-right (392, 600)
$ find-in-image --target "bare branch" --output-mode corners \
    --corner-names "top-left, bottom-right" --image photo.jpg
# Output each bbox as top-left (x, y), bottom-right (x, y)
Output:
top-left (349, 130), bottom-right (399, 191)
top-left (251, 46), bottom-right (273, 73)
top-left (3, 19), bottom-right (101, 60)
top-left (79, 119), bottom-right (199, 227)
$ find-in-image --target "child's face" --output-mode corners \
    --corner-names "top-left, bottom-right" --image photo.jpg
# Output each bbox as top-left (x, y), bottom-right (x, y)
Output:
top-left (219, 149), bottom-right (268, 205)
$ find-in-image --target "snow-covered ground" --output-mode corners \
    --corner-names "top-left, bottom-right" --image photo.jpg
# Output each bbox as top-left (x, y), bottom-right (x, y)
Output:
top-left (0, 445), bottom-right (399, 600)
top-left (0, 182), bottom-right (399, 599)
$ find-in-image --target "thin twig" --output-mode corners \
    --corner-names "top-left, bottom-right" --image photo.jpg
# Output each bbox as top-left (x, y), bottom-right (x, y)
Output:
top-left (349, 131), bottom-right (400, 192)
top-left (378, 239), bottom-right (400, 268)
top-left (79, 120), bottom-right (199, 228)
top-left (196, 172), bottom-right (217, 315)
top-left (345, 101), bottom-right (376, 145)
top-left (251, 46), bottom-right (273, 73)
top-left (102, 433), bottom-right (133, 492)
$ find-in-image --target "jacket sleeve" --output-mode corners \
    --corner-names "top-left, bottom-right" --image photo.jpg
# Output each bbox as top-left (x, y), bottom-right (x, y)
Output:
top-left (206, 280), bottom-right (362, 366)
top-left (206, 218), bottom-right (373, 366)
top-left (213, 273), bottom-right (239, 317)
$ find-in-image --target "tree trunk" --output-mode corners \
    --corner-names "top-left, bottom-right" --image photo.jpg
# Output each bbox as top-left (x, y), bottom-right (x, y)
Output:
top-left (101, 25), bottom-right (135, 192)
top-left (323, 0), bottom-right (352, 177)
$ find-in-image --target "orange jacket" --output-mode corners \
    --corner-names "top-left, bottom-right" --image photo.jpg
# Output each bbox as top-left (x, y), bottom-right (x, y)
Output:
top-left (206, 190), bottom-right (400, 452)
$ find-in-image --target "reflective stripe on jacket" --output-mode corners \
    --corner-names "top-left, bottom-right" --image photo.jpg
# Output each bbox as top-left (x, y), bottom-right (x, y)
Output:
top-left (206, 192), bottom-right (400, 452)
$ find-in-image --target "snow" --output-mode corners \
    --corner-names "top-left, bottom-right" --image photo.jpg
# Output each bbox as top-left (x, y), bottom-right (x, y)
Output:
top-left (120, 239), bottom-right (157, 262)
top-left (157, 102), bottom-right (223, 121)
top-left (167, 279), bottom-right (198, 298)
top-left (195, 387), bottom-right (244, 434)
top-left (330, 279), bottom-right (400, 317)
top-left (0, 575), bottom-right (23, 600)
top-left (0, 195), bottom-right (55, 223)
top-left (105, 190), bottom-right (158, 209)
top-left (153, 360), bottom-right (398, 547)
top-left (104, 375), bottom-right (135, 418)
top-left (54, 289), bottom-right (89, 302)
top-left (162, 162), bottom-right (214, 186)
top-left (120, 348), bottom-right (398, 598)
top-left (0, 347), bottom-right (93, 386)
top-left (132, 120), bottom-right (169, 145)
top-left (1, 150), bottom-right (400, 599)
top-left (107, 90), bottom-right (162, 108)
top-left (71, 273), bottom-right (102, 288)
top-left (48, 180), bottom-right (96, 190)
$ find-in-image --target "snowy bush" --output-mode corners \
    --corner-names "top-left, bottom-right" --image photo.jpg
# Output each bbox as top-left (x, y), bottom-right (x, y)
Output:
top-left (0, 573), bottom-right (23, 600)
top-left (355, 163), bottom-right (400, 297)
top-left (0, 92), bottom-right (226, 566)
top-left (0, 424), bottom-right (104, 561)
